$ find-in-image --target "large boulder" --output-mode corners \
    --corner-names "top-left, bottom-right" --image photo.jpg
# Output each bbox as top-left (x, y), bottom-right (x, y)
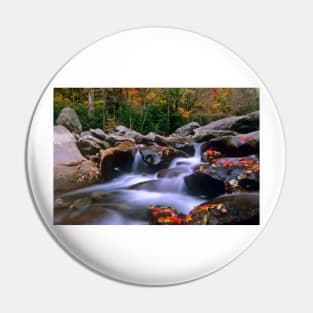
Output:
top-left (100, 141), bottom-right (136, 181)
top-left (208, 131), bottom-right (259, 157)
top-left (90, 128), bottom-right (106, 140)
top-left (192, 111), bottom-right (259, 141)
top-left (173, 121), bottom-right (200, 136)
top-left (195, 155), bottom-right (259, 192)
top-left (185, 193), bottom-right (259, 225)
top-left (192, 129), bottom-right (238, 143)
top-left (54, 125), bottom-right (84, 166)
top-left (184, 172), bottom-right (225, 198)
top-left (56, 107), bottom-right (82, 133)
top-left (54, 160), bottom-right (100, 193)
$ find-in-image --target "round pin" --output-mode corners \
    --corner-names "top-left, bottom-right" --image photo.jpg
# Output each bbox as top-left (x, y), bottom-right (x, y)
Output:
top-left (26, 28), bottom-right (285, 285)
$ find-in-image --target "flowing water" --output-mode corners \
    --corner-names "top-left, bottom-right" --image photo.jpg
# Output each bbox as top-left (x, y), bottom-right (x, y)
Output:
top-left (55, 142), bottom-right (207, 225)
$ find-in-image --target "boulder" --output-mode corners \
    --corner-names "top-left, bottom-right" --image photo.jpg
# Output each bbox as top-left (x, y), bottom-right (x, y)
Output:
top-left (100, 141), bottom-right (136, 181)
top-left (184, 172), bottom-right (225, 198)
top-left (56, 107), bottom-right (82, 133)
top-left (173, 121), bottom-right (200, 136)
top-left (113, 125), bottom-right (147, 143)
top-left (157, 167), bottom-right (190, 178)
top-left (139, 146), bottom-right (189, 169)
top-left (77, 135), bottom-right (110, 157)
top-left (187, 193), bottom-right (259, 225)
top-left (195, 155), bottom-right (259, 192)
top-left (208, 131), bottom-right (259, 157)
top-left (90, 128), bottom-right (106, 140)
top-left (192, 129), bottom-right (238, 143)
top-left (54, 160), bottom-right (100, 193)
top-left (54, 125), bottom-right (84, 166)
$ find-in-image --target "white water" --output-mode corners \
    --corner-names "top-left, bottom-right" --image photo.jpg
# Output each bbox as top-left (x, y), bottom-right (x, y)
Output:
top-left (57, 142), bottom-right (207, 224)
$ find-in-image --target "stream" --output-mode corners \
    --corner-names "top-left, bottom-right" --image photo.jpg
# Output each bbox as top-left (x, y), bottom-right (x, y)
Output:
top-left (54, 142), bottom-right (211, 225)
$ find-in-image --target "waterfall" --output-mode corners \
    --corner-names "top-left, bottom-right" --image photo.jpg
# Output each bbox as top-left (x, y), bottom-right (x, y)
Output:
top-left (132, 150), bottom-right (142, 172)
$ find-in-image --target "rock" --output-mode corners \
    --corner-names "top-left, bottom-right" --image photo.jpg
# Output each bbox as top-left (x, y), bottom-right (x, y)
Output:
top-left (147, 205), bottom-right (184, 225)
top-left (100, 141), bottom-right (136, 181)
top-left (139, 146), bottom-right (189, 169)
top-left (54, 160), bottom-right (100, 193)
top-left (173, 121), bottom-right (200, 136)
top-left (113, 125), bottom-right (147, 143)
top-left (195, 155), bottom-right (259, 192)
top-left (208, 131), bottom-right (259, 157)
top-left (104, 133), bottom-right (136, 146)
top-left (77, 137), bottom-right (102, 157)
top-left (130, 179), bottom-right (181, 193)
top-left (90, 128), bottom-right (106, 140)
top-left (193, 129), bottom-right (238, 143)
top-left (230, 111), bottom-right (259, 133)
top-left (54, 125), bottom-right (84, 166)
top-left (157, 167), bottom-right (189, 178)
top-left (184, 172), bottom-right (225, 198)
top-left (185, 193), bottom-right (259, 225)
top-left (56, 107), bottom-right (82, 133)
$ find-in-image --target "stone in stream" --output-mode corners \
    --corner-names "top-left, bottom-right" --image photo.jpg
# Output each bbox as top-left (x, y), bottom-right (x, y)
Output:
top-left (100, 141), bottom-right (136, 181)
top-left (90, 128), bottom-right (106, 140)
top-left (139, 145), bottom-right (189, 169)
top-left (185, 193), bottom-right (259, 225)
top-left (208, 131), bottom-right (259, 157)
top-left (195, 155), bottom-right (259, 192)
top-left (172, 121), bottom-right (200, 136)
top-left (184, 172), bottom-right (225, 198)
top-left (56, 107), bottom-right (82, 133)
top-left (157, 167), bottom-right (190, 178)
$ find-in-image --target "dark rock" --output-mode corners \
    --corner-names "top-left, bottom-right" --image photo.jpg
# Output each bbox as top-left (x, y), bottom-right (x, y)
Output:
top-left (139, 146), bottom-right (189, 169)
top-left (100, 141), bottom-right (136, 181)
top-left (195, 155), bottom-right (259, 192)
top-left (56, 107), bottom-right (82, 133)
top-left (77, 137), bottom-right (102, 156)
top-left (173, 121), bottom-right (200, 136)
top-left (185, 193), bottom-right (259, 225)
top-left (157, 167), bottom-right (189, 178)
top-left (184, 172), bottom-right (225, 198)
top-left (90, 128), bottom-right (106, 140)
top-left (208, 131), bottom-right (259, 157)
top-left (192, 129), bottom-right (238, 143)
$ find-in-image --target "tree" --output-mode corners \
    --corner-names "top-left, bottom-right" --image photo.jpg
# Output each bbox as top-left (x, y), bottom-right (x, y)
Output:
top-left (88, 88), bottom-right (94, 121)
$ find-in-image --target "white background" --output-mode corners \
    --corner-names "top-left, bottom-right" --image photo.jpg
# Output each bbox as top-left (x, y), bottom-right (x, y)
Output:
top-left (0, 0), bottom-right (312, 312)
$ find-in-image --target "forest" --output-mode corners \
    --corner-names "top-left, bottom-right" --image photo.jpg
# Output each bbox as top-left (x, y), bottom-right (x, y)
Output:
top-left (54, 88), bottom-right (259, 135)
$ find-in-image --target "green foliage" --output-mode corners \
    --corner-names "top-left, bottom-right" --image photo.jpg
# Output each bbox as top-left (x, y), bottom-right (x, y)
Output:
top-left (54, 88), bottom-right (259, 134)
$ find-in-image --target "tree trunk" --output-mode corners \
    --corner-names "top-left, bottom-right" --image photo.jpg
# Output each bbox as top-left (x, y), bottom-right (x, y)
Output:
top-left (101, 88), bottom-right (107, 130)
top-left (88, 88), bottom-right (95, 122)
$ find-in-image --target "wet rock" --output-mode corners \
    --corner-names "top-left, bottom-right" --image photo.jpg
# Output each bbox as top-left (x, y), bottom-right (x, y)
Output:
top-left (104, 133), bottom-right (136, 146)
top-left (185, 193), bottom-right (259, 225)
top-left (147, 205), bottom-right (184, 225)
top-left (139, 146), bottom-right (189, 169)
top-left (208, 131), bottom-right (259, 157)
top-left (173, 121), bottom-right (200, 136)
top-left (54, 160), bottom-right (101, 193)
top-left (130, 179), bottom-right (181, 193)
top-left (230, 111), bottom-right (259, 133)
top-left (54, 125), bottom-right (84, 166)
top-left (157, 167), bottom-right (189, 178)
top-left (195, 155), bottom-right (259, 192)
top-left (184, 172), bottom-right (225, 198)
top-left (100, 141), bottom-right (136, 181)
top-left (56, 107), bottom-right (82, 133)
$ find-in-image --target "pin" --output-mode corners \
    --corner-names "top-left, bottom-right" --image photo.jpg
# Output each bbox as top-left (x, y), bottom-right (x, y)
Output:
top-left (26, 28), bottom-right (285, 285)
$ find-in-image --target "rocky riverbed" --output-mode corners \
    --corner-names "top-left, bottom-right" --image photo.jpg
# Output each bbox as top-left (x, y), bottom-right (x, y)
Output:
top-left (54, 107), bottom-right (260, 225)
